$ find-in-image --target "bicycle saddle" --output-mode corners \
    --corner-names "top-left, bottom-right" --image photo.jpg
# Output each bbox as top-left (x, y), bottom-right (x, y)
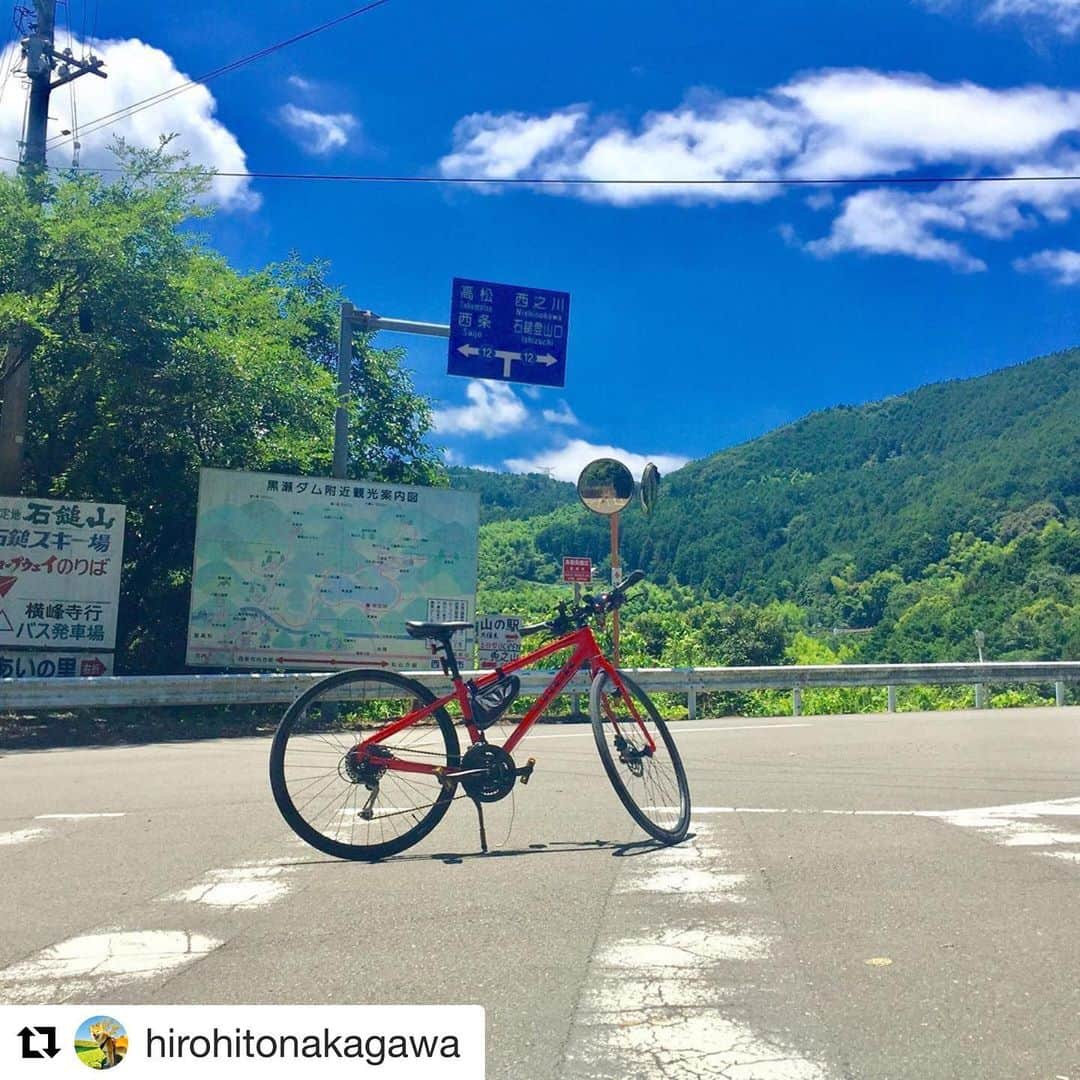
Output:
top-left (405, 620), bottom-right (472, 642)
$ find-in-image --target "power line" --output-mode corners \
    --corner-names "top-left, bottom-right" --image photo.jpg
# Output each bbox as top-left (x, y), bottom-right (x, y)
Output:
top-left (4, 156), bottom-right (1080, 189)
top-left (45, 0), bottom-right (394, 153)
top-left (0, 14), bottom-right (23, 110)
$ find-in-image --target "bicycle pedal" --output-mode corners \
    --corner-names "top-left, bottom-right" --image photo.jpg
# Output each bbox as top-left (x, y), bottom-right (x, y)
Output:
top-left (517, 757), bottom-right (536, 785)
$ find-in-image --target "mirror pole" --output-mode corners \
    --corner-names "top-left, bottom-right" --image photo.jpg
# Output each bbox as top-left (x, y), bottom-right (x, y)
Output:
top-left (610, 510), bottom-right (621, 666)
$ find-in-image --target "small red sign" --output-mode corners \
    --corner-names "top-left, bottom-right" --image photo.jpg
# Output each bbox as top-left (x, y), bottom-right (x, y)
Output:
top-left (562, 556), bottom-right (592, 584)
top-left (79, 658), bottom-right (107, 677)
top-left (0, 576), bottom-right (15, 599)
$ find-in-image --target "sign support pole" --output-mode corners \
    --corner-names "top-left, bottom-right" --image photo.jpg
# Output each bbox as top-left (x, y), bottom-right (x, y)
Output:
top-left (572, 581), bottom-right (582, 717)
top-left (333, 304), bottom-right (451, 481)
top-left (333, 302), bottom-right (354, 480)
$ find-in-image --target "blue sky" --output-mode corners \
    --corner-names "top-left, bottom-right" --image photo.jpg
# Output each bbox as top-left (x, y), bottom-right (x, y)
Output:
top-left (2, 0), bottom-right (1080, 480)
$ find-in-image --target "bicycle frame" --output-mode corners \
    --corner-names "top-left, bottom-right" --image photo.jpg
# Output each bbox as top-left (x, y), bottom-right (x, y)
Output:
top-left (352, 623), bottom-right (657, 779)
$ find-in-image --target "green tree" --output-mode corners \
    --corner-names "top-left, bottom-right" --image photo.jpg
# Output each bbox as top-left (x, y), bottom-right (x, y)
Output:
top-left (1, 142), bottom-right (441, 672)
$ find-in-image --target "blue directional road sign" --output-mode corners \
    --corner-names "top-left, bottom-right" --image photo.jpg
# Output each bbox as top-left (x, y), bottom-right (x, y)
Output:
top-left (448, 278), bottom-right (570, 388)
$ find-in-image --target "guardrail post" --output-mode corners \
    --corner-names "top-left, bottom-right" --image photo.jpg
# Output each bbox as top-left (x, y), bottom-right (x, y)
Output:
top-left (887, 685), bottom-right (897, 713)
top-left (792, 687), bottom-right (802, 717)
top-left (1056, 681), bottom-right (1066, 707)
top-left (974, 683), bottom-right (987, 709)
top-left (687, 685), bottom-right (697, 722)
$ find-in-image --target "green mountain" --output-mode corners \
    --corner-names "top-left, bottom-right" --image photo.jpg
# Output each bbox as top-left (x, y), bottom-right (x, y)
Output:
top-left (447, 465), bottom-right (575, 524)
top-left (464, 348), bottom-right (1077, 591)
top-left (620, 347), bottom-right (1079, 598)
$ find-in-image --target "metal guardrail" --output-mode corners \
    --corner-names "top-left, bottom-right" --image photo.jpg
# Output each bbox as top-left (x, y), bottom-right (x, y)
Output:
top-left (1, 661), bottom-right (1077, 716)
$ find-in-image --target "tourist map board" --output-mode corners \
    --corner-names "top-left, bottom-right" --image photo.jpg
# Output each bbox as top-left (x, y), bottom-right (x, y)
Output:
top-left (186, 468), bottom-right (478, 670)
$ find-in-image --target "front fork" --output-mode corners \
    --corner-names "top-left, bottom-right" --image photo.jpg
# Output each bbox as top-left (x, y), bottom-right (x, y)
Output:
top-left (595, 665), bottom-right (658, 759)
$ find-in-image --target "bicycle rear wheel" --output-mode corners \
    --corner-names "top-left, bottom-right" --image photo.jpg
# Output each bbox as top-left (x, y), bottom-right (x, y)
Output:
top-left (270, 669), bottom-right (460, 861)
top-left (589, 669), bottom-right (690, 844)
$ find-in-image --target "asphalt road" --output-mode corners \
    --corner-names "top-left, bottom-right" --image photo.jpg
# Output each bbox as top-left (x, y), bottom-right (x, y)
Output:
top-left (2, 707), bottom-right (1079, 1079)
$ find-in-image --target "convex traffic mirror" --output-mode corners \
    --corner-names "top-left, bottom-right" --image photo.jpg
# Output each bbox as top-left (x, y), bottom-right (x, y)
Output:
top-left (640, 462), bottom-right (660, 516)
top-left (577, 458), bottom-right (634, 516)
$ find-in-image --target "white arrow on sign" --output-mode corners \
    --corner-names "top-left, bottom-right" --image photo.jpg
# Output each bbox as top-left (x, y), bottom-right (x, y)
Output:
top-left (494, 349), bottom-right (522, 378)
top-left (458, 344), bottom-right (559, 378)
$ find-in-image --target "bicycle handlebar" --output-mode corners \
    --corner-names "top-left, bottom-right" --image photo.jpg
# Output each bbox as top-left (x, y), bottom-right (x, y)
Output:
top-left (519, 570), bottom-right (647, 637)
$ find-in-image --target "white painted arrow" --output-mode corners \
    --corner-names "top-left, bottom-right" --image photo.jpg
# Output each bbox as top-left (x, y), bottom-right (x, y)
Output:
top-left (457, 344), bottom-right (480, 358)
top-left (494, 349), bottom-right (522, 378)
top-left (536, 353), bottom-right (558, 367)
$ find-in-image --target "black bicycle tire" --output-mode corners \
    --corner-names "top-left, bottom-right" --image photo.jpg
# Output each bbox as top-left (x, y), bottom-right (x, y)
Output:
top-left (589, 669), bottom-right (691, 844)
top-left (270, 668), bottom-right (460, 861)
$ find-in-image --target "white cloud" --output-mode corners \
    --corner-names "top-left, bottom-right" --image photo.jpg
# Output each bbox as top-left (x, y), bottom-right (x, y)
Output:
top-left (432, 380), bottom-right (529, 438)
top-left (287, 75), bottom-right (314, 92)
top-left (784, 71), bottom-right (1079, 175)
top-left (439, 70), bottom-right (1080, 202)
top-left (926, 0), bottom-right (1080, 36)
top-left (505, 438), bottom-right (689, 484)
top-left (440, 109), bottom-right (586, 181)
top-left (278, 104), bottom-right (358, 156)
top-left (1014, 248), bottom-right (1080, 282)
top-left (541, 400), bottom-right (579, 426)
top-left (438, 67), bottom-right (1080, 269)
top-left (0, 37), bottom-right (257, 209)
top-left (806, 188), bottom-right (987, 270)
top-left (808, 161), bottom-right (1080, 269)
top-left (991, 0), bottom-right (1080, 32)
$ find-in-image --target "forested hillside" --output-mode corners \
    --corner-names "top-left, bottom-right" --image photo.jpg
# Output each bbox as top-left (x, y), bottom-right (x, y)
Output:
top-left (447, 466), bottom-right (574, 524)
top-left (622, 348), bottom-right (1079, 597)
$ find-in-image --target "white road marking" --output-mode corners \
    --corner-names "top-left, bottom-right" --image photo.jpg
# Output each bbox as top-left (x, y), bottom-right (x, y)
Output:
top-left (650, 798), bottom-right (1080, 870)
top-left (0, 828), bottom-right (49, 846)
top-left (159, 864), bottom-right (290, 910)
top-left (527, 723), bottom-right (811, 741)
top-left (35, 812), bottom-right (125, 820)
top-left (572, 1011), bottom-right (829, 1080)
top-left (602, 928), bottom-right (771, 967)
top-left (564, 821), bottom-right (833, 1078)
top-left (0, 930), bottom-right (221, 1004)
top-left (932, 798), bottom-right (1080, 860)
top-left (617, 865), bottom-right (748, 901)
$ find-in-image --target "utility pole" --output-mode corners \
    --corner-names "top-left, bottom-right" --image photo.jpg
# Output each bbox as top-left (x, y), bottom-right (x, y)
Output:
top-left (0, 0), bottom-right (105, 494)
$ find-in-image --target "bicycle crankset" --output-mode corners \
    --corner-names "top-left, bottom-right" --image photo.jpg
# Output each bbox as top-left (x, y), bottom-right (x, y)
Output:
top-left (458, 743), bottom-right (519, 803)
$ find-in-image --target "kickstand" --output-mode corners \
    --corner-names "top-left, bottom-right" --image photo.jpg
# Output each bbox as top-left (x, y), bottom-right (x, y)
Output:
top-left (470, 796), bottom-right (488, 854)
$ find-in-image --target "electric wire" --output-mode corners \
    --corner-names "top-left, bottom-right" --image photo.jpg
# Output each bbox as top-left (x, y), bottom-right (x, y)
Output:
top-left (0, 16), bottom-right (20, 110)
top-left (3, 153), bottom-right (1080, 189)
top-left (45, 0), bottom-right (394, 153)
top-left (61, 0), bottom-right (80, 167)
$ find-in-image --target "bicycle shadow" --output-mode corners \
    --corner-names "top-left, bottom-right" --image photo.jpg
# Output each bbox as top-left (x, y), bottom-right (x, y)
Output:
top-left (274, 834), bottom-right (697, 868)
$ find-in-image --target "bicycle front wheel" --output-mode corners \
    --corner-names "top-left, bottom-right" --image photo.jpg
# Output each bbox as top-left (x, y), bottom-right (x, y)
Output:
top-left (270, 669), bottom-right (460, 861)
top-left (590, 669), bottom-right (690, 844)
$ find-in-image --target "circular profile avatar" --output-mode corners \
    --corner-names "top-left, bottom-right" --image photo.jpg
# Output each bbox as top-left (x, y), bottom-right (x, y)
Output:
top-left (75, 1016), bottom-right (128, 1070)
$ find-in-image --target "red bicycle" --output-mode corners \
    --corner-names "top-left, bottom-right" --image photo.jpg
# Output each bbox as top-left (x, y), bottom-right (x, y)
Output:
top-left (269, 571), bottom-right (691, 860)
